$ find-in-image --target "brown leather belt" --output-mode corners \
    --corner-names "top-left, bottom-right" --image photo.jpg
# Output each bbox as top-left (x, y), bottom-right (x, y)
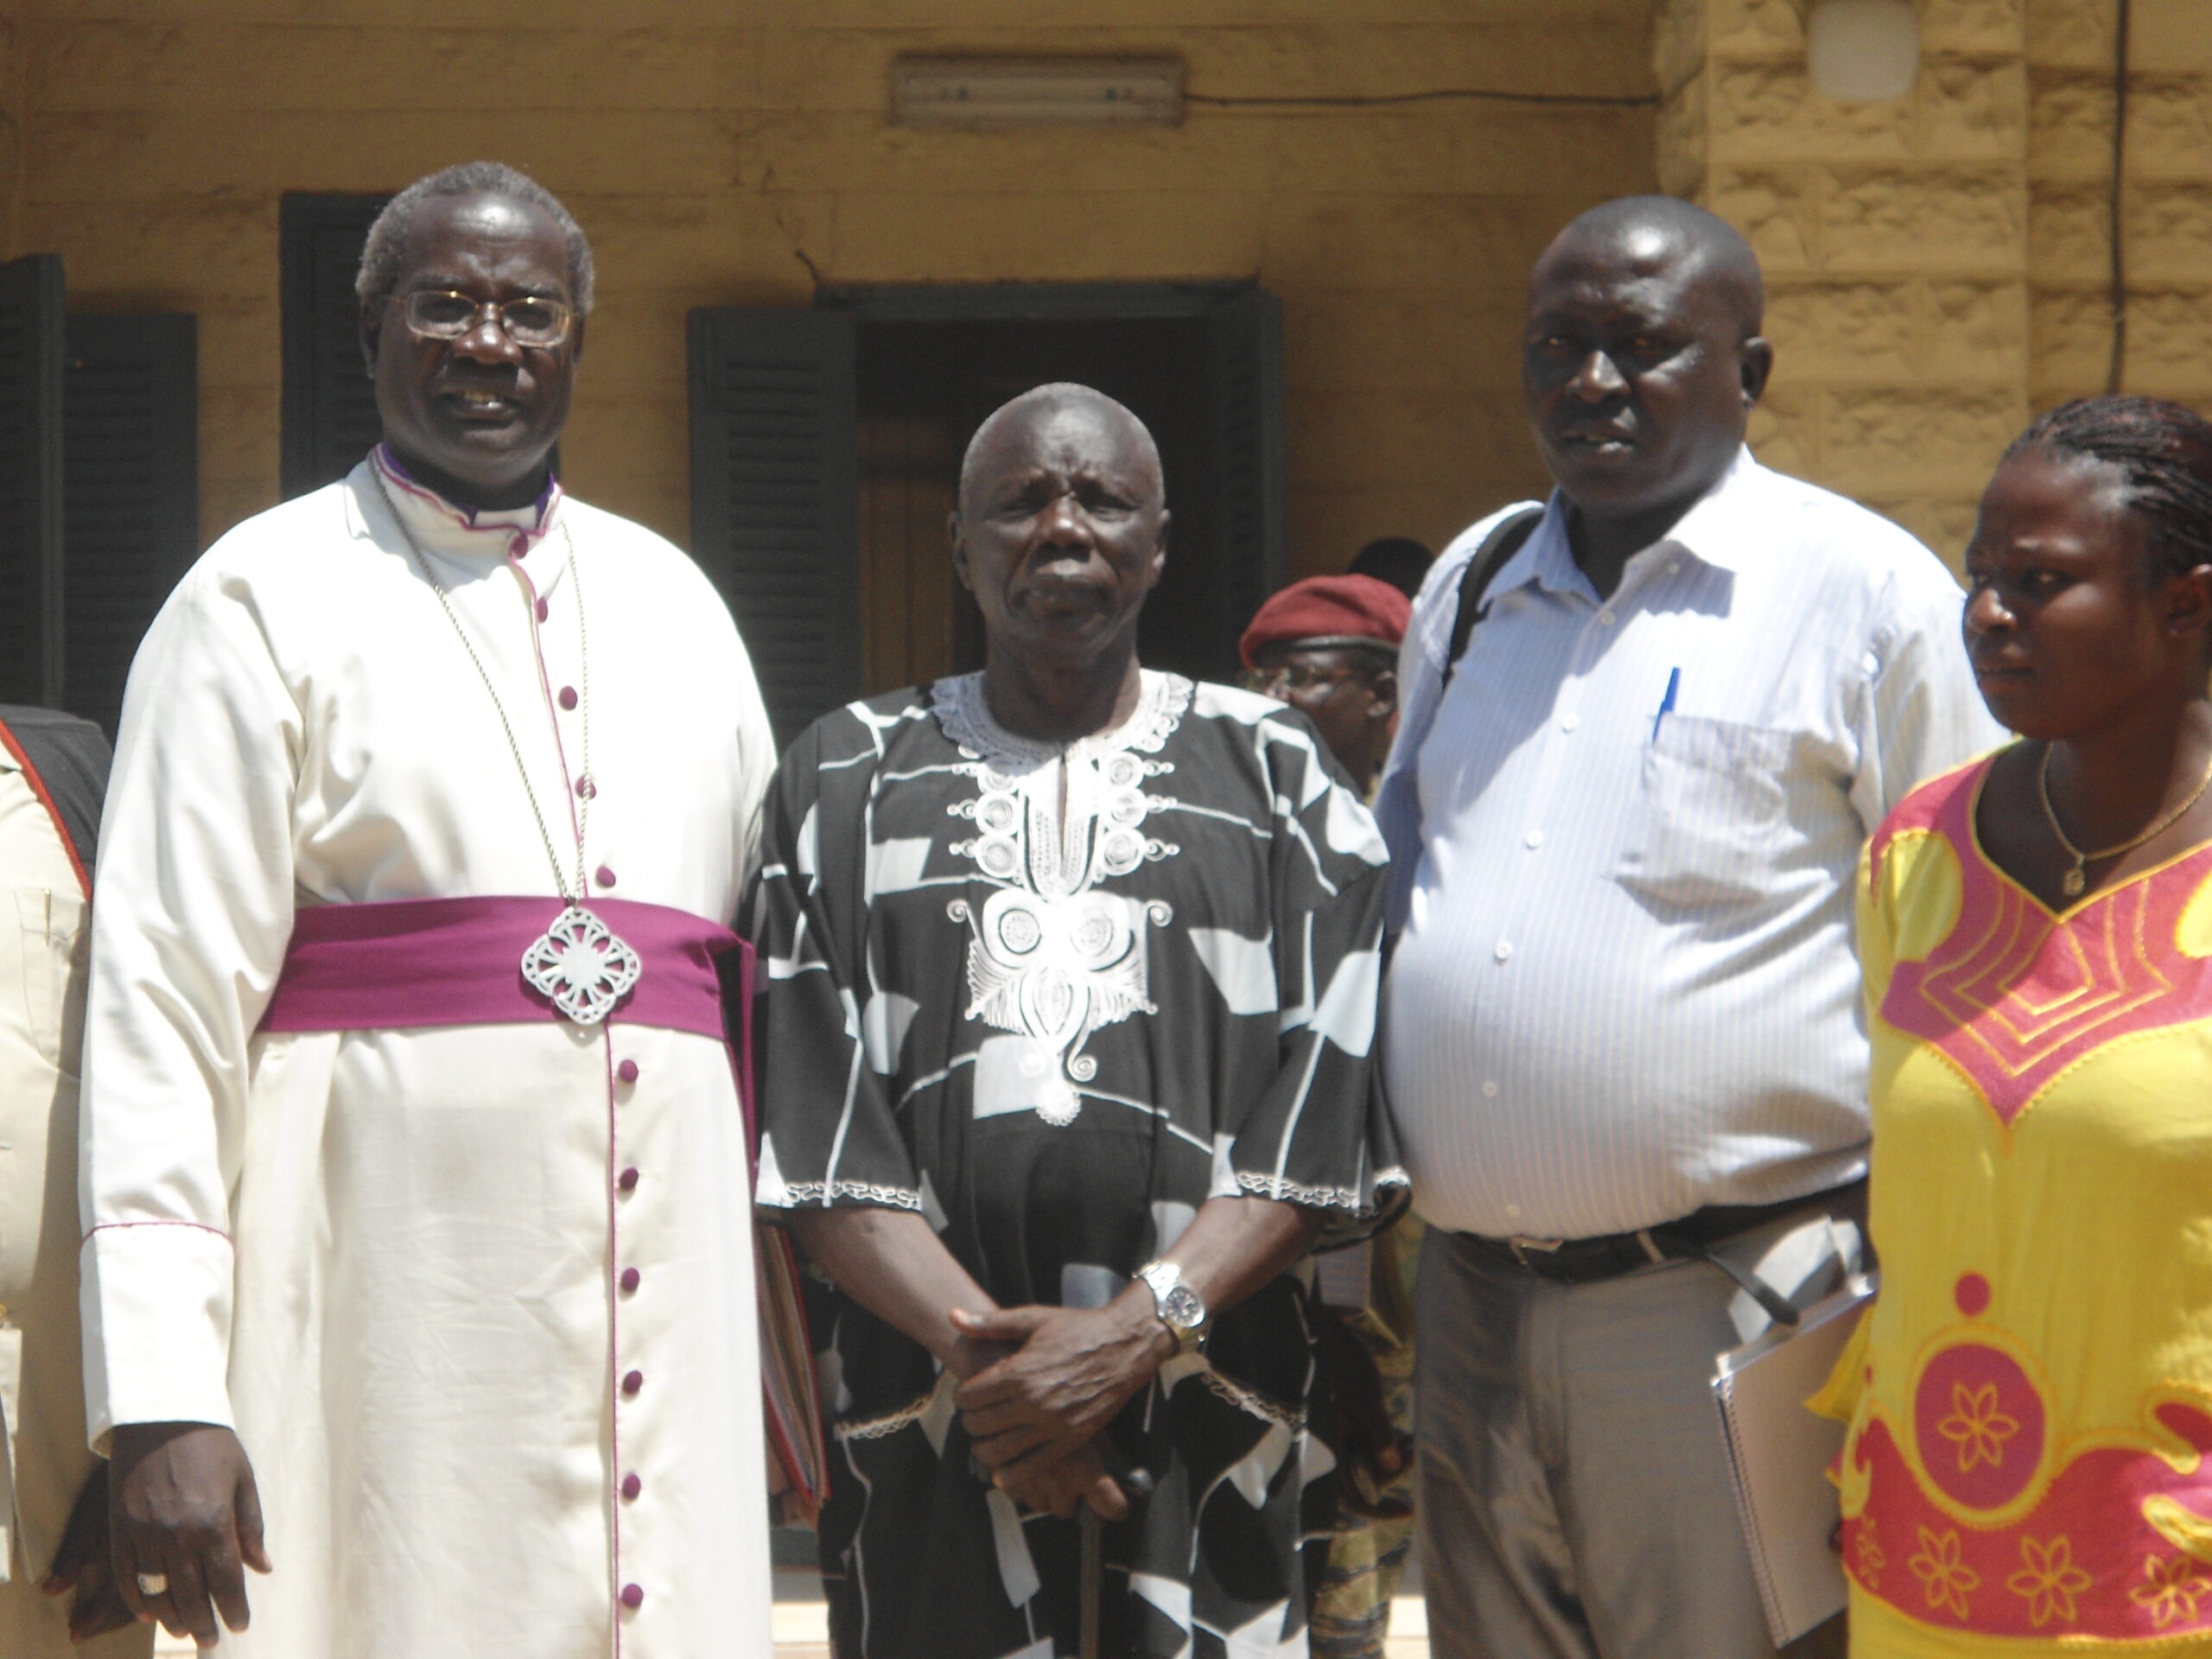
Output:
top-left (1463, 1179), bottom-right (1867, 1326)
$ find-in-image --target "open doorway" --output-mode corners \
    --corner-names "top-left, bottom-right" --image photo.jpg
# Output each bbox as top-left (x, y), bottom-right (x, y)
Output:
top-left (855, 315), bottom-right (1219, 696)
top-left (689, 284), bottom-right (1284, 747)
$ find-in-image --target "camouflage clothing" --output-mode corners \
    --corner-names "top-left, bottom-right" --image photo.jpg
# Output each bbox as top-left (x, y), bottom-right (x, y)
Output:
top-left (1312, 1212), bottom-right (1424, 1659)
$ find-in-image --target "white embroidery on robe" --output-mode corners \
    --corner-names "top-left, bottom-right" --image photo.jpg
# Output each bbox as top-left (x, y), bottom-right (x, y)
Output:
top-left (951, 888), bottom-right (1173, 1125)
top-left (931, 671), bottom-right (1189, 1126)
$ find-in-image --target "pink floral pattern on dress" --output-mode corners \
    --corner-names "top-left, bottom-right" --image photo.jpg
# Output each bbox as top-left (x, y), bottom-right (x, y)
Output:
top-left (1843, 1397), bottom-right (2212, 1640)
top-left (2130, 1555), bottom-right (2210, 1630)
top-left (1910, 1528), bottom-right (1980, 1622)
top-left (1870, 762), bottom-right (2212, 1128)
top-left (1938, 1383), bottom-right (2020, 1474)
top-left (1914, 1342), bottom-right (2044, 1510)
top-left (2006, 1537), bottom-right (2092, 1629)
top-left (1854, 1518), bottom-right (1887, 1590)
top-left (1851, 761), bottom-right (2212, 1645)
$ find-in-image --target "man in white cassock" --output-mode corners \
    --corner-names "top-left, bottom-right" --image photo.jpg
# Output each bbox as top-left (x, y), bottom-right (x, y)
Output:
top-left (76, 162), bottom-right (779, 1657)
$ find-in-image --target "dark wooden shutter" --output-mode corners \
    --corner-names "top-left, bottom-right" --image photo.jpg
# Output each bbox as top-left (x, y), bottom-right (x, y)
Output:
top-left (1205, 288), bottom-right (1287, 664)
top-left (688, 308), bottom-right (861, 750)
top-left (280, 193), bottom-right (389, 498)
top-left (64, 314), bottom-right (199, 736)
top-left (0, 255), bottom-right (66, 707)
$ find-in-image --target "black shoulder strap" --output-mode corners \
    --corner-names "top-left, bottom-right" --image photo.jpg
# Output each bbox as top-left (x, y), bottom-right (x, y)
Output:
top-left (1441, 507), bottom-right (1543, 688)
top-left (0, 704), bottom-right (113, 887)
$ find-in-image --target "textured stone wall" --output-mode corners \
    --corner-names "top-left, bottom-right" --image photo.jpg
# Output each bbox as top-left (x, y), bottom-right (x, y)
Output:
top-left (1656, 0), bottom-right (2031, 565)
top-left (22, 0), bottom-right (1660, 568)
top-left (2027, 0), bottom-right (2212, 413)
top-left (1656, 0), bottom-right (2212, 569)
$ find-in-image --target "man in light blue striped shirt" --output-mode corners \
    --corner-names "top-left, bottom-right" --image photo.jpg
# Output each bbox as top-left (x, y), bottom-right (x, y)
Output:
top-left (1377, 197), bottom-right (2002, 1658)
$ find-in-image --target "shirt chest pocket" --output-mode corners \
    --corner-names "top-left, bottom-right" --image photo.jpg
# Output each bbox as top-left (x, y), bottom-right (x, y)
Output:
top-left (16, 887), bottom-right (87, 1073)
top-left (1612, 717), bottom-right (1794, 908)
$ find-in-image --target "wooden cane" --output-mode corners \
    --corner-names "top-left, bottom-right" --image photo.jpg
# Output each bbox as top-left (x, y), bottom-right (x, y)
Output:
top-left (1079, 1465), bottom-right (1153, 1659)
top-left (1079, 1501), bottom-right (1103, 1659)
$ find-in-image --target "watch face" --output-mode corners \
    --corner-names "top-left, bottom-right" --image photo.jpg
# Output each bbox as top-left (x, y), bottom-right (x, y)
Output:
top-left (1160, 1284), bottom-right (1205, 1329)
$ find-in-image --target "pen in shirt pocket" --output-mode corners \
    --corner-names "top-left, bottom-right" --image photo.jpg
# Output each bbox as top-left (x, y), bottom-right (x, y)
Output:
top-left (1652, 667), bottom-right (1681, 742)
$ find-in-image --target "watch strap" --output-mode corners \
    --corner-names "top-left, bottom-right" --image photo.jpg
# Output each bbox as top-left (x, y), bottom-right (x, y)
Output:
top-left (1135, 1260), bottom-right (1208, 1355)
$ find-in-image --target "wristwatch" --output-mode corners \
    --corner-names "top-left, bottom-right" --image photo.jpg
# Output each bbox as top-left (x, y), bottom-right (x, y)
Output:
top-left (1135, 1261), bottom-right (1209, 1356)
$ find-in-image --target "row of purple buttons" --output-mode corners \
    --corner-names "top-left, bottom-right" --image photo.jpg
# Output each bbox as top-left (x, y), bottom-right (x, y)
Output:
top-left (536, 583), bottom-right (649, 1618)
top-left (616, 1046), bottom-right (644, 1616)
top-left (535, 602), bottom-right (618, 888)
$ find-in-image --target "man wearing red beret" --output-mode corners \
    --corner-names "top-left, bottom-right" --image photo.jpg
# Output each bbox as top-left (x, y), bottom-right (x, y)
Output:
top-left (1239, 574), bottom-right (1409, 798)
top-left (1242, 571), bottom-right (1417, 1659)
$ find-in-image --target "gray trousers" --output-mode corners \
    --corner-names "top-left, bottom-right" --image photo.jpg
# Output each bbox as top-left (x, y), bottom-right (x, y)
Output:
top-left (1414, 1219), bottom-right (1851, 1659)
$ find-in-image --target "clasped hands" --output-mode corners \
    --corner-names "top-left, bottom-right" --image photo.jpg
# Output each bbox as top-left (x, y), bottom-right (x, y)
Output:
top-left (37, 1461), bottom-right (134, 1643)
top-left (950, 1292), bottom-right (1176, 1522)
top-left (104, 1421), bottom-right (270, 1648)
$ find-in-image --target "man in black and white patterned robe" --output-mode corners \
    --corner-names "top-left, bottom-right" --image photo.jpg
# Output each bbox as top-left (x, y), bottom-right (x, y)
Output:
top-left (752, 384), bottom-right (1404, 1659)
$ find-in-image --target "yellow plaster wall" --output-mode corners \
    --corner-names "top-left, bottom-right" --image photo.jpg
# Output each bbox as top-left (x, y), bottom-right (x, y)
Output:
top-left (21, 0), bottom-right (1662, 572)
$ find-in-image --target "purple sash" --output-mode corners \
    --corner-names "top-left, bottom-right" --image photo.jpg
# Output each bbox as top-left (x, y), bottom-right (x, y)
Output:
top-left (261, 895), bottom-right (742, 1041)
top-left (257, 893), bottom-right (820, 1513)
top-left (256, 898), bottom-right (814, 1503)
top-left (260, 894), bottom-right (756, 1147)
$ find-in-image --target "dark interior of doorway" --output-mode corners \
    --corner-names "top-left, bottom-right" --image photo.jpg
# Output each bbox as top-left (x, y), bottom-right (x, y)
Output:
top-left (855, 317), bottom-right (1219, 697)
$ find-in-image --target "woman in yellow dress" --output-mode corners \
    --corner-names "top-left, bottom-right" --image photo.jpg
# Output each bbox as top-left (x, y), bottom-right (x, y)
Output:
top-left (1822, 395), bottom-right (2212, 1654)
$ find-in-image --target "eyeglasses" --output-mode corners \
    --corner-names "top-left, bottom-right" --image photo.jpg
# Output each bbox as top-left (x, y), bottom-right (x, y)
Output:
top-left (1243, 663), bottom-right (1366, 696)
top-left (401, 289), bottom-right (575, 349)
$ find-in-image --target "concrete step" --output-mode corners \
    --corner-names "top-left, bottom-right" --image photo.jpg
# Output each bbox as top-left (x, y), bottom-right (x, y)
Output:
top-left (157, 1595), bottom-right (1433, 1656)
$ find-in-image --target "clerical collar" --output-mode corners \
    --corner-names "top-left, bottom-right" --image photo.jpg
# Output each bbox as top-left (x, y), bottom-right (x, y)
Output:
top-left (372, 444), bottom-right (564, 551)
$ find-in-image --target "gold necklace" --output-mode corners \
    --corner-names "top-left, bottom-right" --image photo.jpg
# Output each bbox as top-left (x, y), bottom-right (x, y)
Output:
top-left (2037, 741), bottom-right (2212, 898)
